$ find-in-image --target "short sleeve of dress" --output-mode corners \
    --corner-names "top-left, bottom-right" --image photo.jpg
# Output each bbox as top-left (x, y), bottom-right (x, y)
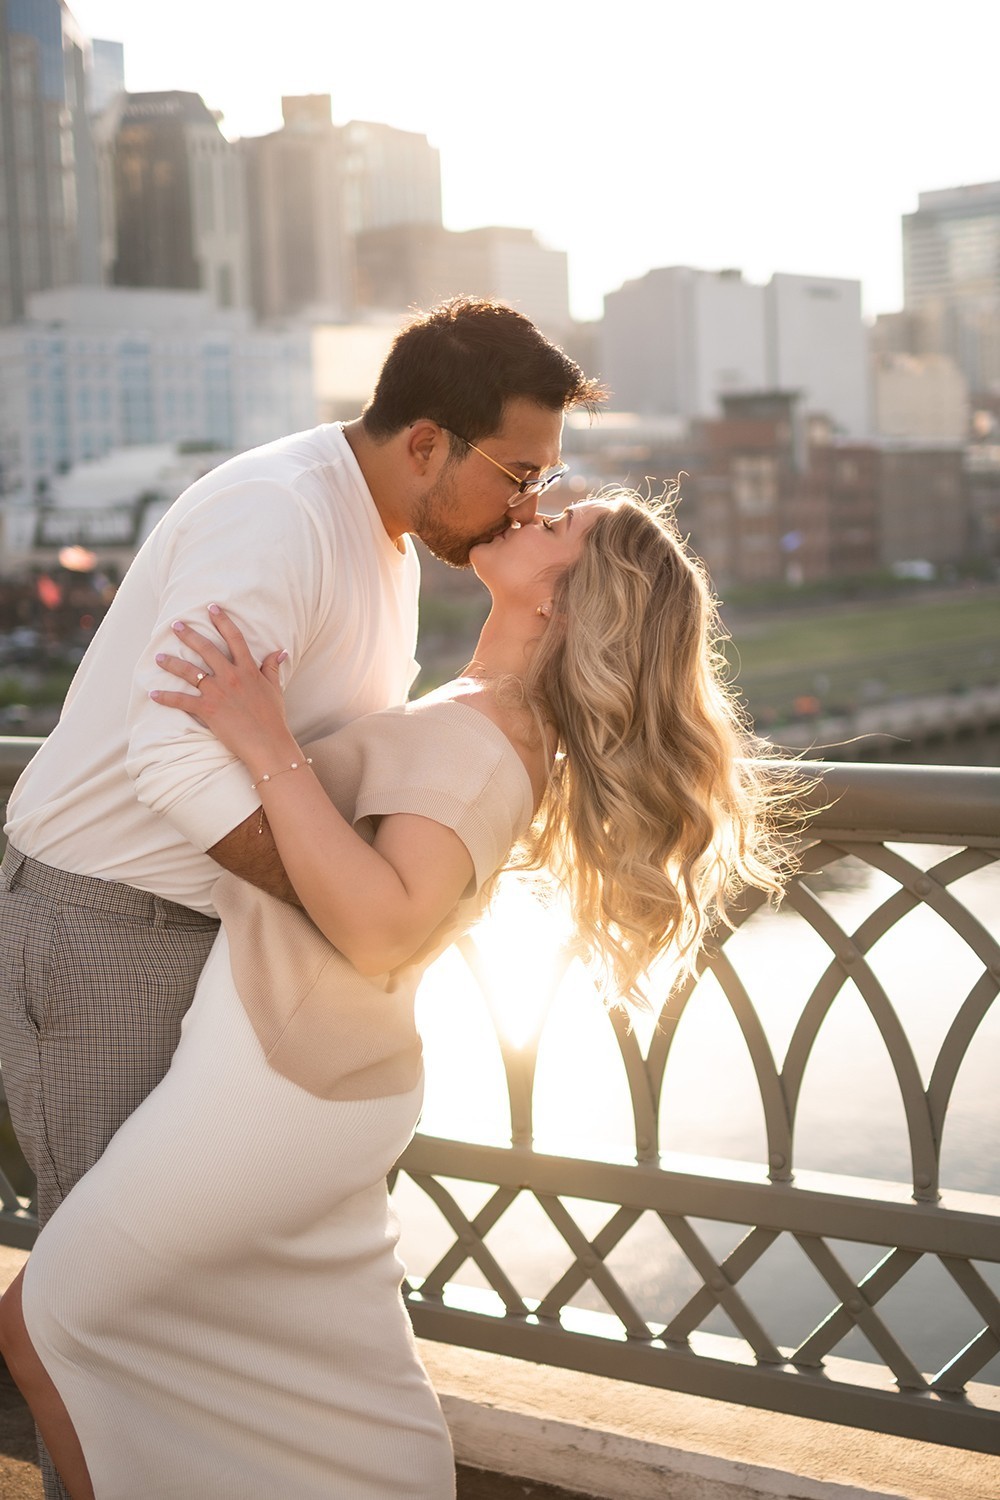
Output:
top-left (343, 699), bottom-right (533, 894)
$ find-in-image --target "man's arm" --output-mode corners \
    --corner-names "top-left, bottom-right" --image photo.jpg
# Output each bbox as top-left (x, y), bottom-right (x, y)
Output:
top-left (126, 480), bottom-right (330, 862)
top-left (207, 809), bottom-right (302, 905)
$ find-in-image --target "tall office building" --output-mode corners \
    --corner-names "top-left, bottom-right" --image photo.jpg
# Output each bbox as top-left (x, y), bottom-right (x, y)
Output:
top-left (600, 267), bottom-right (767, 418)
top-left (99, 91), bottom-right (248, 309)
top-left (0, 0), bottom-right (101, 322)
top-left (88, 38), bottom-right (125, 115)
top-left (904, 181), bottom-right (1000, 308)
top-left (242, 95), bottom-right (352, 322)
top-left (765, 273), bottom-right (869, 439)
top-left (600, 266), bottom-right (868, 437)
top-left (354, 223), bottom-right (571, 336)
top-left (341, 119), bottom-right (441, 235)
top-left (902, 182), bottom-right (1000, 395)
top-left (241, 105), bottom-right (443, 322)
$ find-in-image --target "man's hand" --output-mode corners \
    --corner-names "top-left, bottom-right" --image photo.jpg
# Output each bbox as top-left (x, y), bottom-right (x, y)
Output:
top-left (208, 808), bottom-right (301, 905)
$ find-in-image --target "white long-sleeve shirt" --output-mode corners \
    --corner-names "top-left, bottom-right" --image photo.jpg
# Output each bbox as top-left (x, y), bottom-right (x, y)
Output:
top-left (6, 424), bottom-right (420, 914)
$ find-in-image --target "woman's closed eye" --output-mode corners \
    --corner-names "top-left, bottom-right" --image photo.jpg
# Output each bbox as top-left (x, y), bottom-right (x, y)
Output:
top-left (540, 516), bottom-right (555, 532)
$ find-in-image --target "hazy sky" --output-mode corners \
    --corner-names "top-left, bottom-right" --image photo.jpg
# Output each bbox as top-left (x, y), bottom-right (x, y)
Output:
top-left (68, 0), bottom-right (999, 322)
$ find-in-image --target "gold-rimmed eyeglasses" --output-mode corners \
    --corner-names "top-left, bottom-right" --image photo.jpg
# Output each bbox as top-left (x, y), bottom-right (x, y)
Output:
top-left (444, 428), bottom-right (569, 510)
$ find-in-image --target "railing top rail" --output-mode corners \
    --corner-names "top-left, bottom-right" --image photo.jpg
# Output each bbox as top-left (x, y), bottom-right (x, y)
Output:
top-left (774, 759), bottom-right (1000, 846)
top-left (3, 737), bottom-right (999, 837)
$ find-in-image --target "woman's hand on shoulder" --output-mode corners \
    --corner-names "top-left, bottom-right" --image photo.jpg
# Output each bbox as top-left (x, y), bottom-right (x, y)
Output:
top-left (150, 604), bottom-right (291, 764)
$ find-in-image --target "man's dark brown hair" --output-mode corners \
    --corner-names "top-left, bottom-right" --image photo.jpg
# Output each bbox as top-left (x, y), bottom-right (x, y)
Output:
top-left (363, 297), bottom-right (605, 450)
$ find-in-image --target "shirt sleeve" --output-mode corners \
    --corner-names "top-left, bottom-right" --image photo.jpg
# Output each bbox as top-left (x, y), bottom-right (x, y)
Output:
top-left (125, 479), bottom-right (332, 852)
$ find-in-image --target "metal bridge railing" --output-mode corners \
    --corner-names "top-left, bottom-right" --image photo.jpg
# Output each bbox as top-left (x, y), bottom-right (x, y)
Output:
top-left (1, 740), bottom-right (998, 1452)
top-left (397, 762), bottom-right (1000, 1454)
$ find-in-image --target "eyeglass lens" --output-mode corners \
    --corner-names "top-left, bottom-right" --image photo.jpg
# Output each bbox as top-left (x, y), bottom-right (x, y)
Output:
top-left (508, 468), bottom-right (567, 508)
top-left (526, 467), bottom-right (567, 495)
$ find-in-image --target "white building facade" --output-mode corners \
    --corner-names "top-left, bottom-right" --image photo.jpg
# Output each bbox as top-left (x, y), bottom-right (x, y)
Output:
top-left (765, 273), bottom-right (870, 438)
top-left (600, 268), bottom-right (767, 417)
top-left (0, 287), bottom-right (316, 499)
top-left (600, 266), bottom-right (869, 437)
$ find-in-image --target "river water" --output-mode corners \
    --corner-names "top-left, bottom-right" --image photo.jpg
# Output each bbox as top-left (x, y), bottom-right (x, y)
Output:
top-left (395, 851), bottom-right (1000, 1384)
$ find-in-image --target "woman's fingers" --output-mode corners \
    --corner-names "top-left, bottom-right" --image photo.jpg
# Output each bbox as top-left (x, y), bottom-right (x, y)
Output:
top-left (259, 649), bottom-right (288, 687)
top-left (149, 687), bottom-right (206, 719)
top-left (156, 612), bottom-right (284, 727)
top-left (206, 604), bottom-right (257, 667)
top-left (169, 619), bottom-right (230, 671)
top-left (168, 612), bottom-right (281, 679)
top-left (155, 652), bottom-right (213, 686)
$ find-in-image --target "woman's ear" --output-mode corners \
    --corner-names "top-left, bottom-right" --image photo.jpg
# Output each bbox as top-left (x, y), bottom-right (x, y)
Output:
top-left (535, 600), bottom-right (553, 619)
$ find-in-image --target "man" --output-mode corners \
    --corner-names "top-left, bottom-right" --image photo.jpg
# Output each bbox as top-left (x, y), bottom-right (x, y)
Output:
top-left (0, 296), bottom-right (601, 1493)
top-left (0, 297), bottom-right (602, 1223)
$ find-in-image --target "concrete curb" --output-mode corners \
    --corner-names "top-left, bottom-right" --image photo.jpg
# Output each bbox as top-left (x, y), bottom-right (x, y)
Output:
top-left (420, 1342), bottom-right (1000, 1500)
top-left (442, 1397), bottom-right (906, 1500)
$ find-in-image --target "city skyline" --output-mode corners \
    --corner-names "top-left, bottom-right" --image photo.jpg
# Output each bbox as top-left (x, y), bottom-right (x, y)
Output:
top-left (65, 0), bottom-right (999, 323)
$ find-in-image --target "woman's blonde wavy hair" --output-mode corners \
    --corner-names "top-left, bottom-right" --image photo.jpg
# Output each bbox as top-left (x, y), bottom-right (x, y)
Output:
top-left (512, 488), bottom-right (802, 1008)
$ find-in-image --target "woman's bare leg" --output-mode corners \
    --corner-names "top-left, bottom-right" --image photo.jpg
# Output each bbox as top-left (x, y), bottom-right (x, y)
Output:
top-left (0, 1268), bottom-right (95, 1500)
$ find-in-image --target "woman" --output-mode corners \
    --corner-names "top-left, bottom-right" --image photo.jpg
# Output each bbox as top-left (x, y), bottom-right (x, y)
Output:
top-left (0, 492), bottom-right (795, 1499)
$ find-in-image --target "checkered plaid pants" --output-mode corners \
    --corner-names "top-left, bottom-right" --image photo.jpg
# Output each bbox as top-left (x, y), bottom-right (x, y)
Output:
top-left (0, 844), bottom-right (220, 1228)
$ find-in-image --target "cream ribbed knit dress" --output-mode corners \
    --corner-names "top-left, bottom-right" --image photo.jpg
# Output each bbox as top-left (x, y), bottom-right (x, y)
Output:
top-left (21, 699), bottom-right (532, 1499)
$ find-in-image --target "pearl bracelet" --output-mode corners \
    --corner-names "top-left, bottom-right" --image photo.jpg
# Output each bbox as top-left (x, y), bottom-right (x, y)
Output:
top-left (250, 757), bottom-right (313, 792)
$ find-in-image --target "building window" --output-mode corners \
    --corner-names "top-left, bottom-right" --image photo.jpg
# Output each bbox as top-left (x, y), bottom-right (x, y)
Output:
top-left (732, 455), bottom-right (778, 516)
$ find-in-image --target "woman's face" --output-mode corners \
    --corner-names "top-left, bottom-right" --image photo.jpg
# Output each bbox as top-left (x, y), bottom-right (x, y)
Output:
top-left (470, 499), bottom-right (608, 600)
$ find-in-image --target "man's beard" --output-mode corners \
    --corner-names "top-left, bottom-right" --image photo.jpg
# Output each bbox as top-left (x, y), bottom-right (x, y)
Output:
top-left (411, 473), bottom-right (503, 569)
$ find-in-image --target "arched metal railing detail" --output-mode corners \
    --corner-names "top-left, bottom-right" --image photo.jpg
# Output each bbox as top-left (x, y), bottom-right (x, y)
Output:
top-left (1, 745), bottom-right (998, 1451)
top-left (395, 768), bottom-right (1000, 1452)
top-left (777, 837), bottom-right (1000, 1201)
top-left (776, 865), bottom-right (939, 1197)
top-left (683, 943), bottom-right (795, 1178)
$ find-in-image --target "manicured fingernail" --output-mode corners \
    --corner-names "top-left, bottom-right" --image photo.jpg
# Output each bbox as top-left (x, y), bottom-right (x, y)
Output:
top-left (148, 690), bottom-right (161, 699)
top-left (208, 603), bottom-right (220, 615)
top-left (155, 653), bottom-right (166, 664)
top-left (171, 620), bottom-right (184, 632)
top-left (277, 650), bottom-right (288, 664)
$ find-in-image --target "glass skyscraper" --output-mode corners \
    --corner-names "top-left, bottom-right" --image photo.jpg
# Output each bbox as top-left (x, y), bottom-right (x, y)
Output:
top-left (902, 182), bottom-right (1000, 395)
top-left (0, 0), bottom-right (100, 323)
